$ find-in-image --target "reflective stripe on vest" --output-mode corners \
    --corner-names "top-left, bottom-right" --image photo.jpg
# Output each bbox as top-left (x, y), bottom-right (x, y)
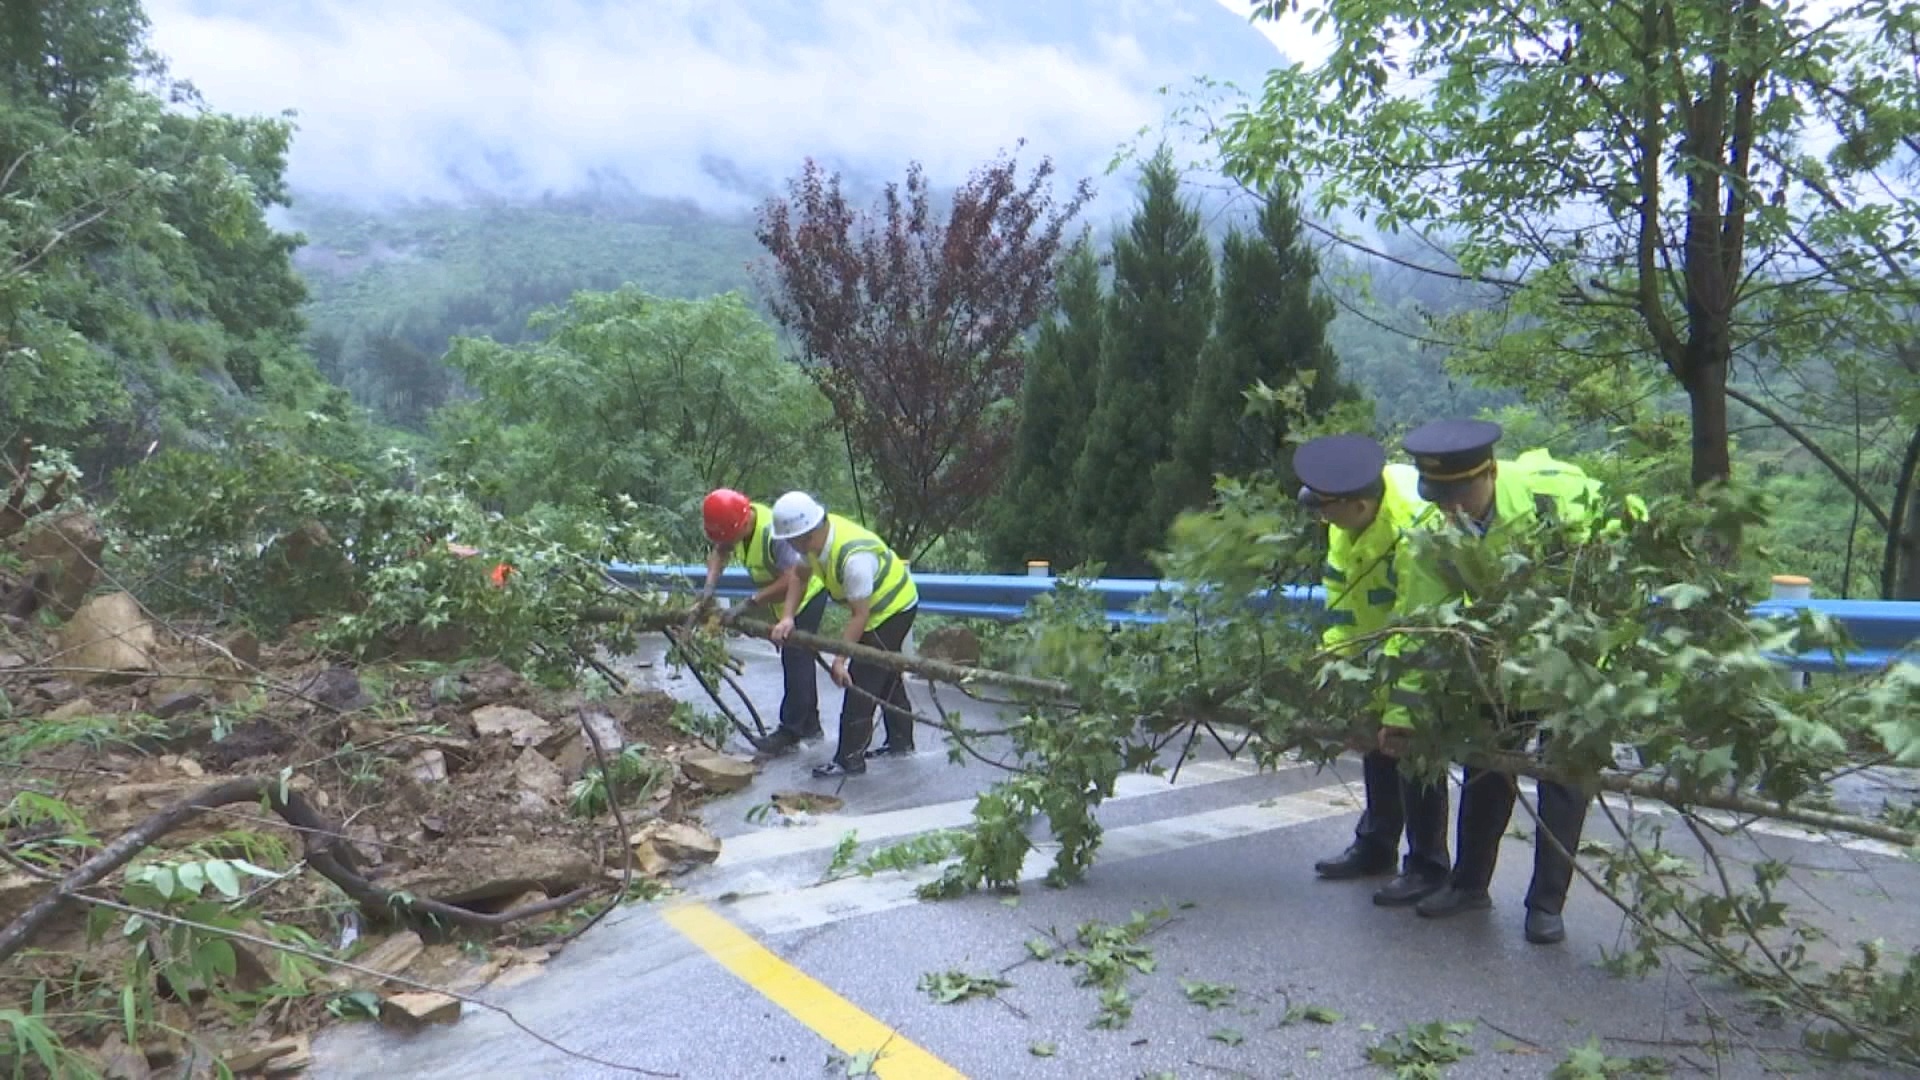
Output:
top-left (811, 515), bottom-right (918, 628)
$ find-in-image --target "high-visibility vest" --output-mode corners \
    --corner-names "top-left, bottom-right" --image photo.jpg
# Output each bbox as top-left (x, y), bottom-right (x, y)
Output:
top-left (740, 503), bottom-right (823, 606)
top-left (1383, 450), bottom-right (1620, 727)
top-left (1321, 464), bottom-right (1428, 656)
top-left (808, 514), bottom-right (918, 629)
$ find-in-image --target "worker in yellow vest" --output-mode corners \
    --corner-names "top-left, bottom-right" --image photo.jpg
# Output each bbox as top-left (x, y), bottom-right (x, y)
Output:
top-left (699, 488), bottom-right (827, 756)
top-left (767, 491), bottom-right (921, 779)
top-left (1292, 435), bottom-right (1451, 906)
top-left (1382, 419), bottom-right (1621, 946)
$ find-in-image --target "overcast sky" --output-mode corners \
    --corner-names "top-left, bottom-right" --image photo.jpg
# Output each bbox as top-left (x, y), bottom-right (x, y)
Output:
top-left (144, 1), bottom-right (1326, 214)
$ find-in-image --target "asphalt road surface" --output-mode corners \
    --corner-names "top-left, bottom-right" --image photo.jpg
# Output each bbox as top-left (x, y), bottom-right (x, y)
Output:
top-left (313, 633), bottom-right (1920, 1080)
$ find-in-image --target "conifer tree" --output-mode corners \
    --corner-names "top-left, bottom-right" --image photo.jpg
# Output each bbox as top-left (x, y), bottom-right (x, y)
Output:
top-left (988, 238), bottom-right (1104, 569)
top-left (1154, 189), bottom-right (1346, 519)
top-left (1072, 150), bottom-right (1214, 573)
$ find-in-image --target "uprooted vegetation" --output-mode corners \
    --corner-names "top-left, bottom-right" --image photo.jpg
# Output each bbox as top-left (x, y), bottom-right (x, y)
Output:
top-left (0, 436), bottom-right (746, 1076)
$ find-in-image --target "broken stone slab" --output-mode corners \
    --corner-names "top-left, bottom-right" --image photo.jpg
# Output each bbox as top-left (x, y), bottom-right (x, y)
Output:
top-left (259, 1034), bottom-right (311, 1075)
top-left (406, 749), bottom-right (448, 784)
top-left (147, 691), bottom-right (207, 720)
top-left (0, 650), bottom-right (25, 670)
top-left (629, 821), bottom-right (722, 872)
top-left (379, 991), bottom-right (461, 1030)
top-left (223, 1035), bottom-right (304, 1074)
top-left (390, 841), bottom-right (596, 906)
top-left (57, 592), bottom-right (156, 683)
top-left (679, 750), bottom-right (755, 793)
top-left (1, 871), bottom-right (43, 924)
top-left (346, 824), bottom-right (384, 867)
top-left (320, 930), bottom-right (423, 992)
top-left (223, 628), bottom-right (261, 668)
top-left (32, 678), bottom-right (78, 703)
top-left (147, 674), bottom-right (215, 699)
top-left (487, 961), bottom-right (546, 992)
top-left (469, 704), bottom-right (554, 747)
top-left (44, 696), bottom-right (97, 722)
top-left (513, 746), bottom-right (566, 803)
top-left (12, 510), bottom-right (104, 618)
top-left (300, 665), bottom-right (370, 711)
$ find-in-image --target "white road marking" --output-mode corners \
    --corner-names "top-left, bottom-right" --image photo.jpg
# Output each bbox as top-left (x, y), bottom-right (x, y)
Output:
top-left (716, 782), bottom-right (1362, 937)
top-left (713, 757), bottom-right (1275, 868)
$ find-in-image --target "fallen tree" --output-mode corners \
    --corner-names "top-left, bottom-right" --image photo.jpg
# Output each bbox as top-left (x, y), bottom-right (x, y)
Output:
top-left (637, 477), bottom-right (1919, 1067)
top-left (0, 776), bottom-right (602, 968)
top-left (639, 611), bottom-right (1920, 851)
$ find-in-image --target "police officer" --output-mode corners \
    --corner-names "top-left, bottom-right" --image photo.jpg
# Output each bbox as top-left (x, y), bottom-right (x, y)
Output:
top-left (1381, 419), bottom-right (1611, 945)
top-left (1293, 435), bottom-right (1451, 906)
top-left (766, 491), bottom-right (921, 779)
top-left (698, 489), bottom-right (827, 756)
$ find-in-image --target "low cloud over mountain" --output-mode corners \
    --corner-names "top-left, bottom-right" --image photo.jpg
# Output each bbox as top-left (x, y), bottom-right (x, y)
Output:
top-left (150, 0), bottom-right (1296, 210)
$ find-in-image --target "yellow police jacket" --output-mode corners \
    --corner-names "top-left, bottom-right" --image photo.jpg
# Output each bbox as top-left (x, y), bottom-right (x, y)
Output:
top-left (1321, 464), bottom-right (1428, 656)
top-left (1381, 449), bottom-right (1611, 728)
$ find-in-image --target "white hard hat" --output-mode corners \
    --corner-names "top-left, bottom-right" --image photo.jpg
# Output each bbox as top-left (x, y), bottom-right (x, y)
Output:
top-left (769, 491), bottom-right (826, 540)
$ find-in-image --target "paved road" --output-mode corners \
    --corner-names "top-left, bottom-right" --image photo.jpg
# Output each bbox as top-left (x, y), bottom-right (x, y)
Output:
top-left (313, 634), bottom-right (1920, 1079)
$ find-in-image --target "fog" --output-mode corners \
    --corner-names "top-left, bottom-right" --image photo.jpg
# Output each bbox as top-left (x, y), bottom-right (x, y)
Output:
top-left (148, 0), bottom-right (1313, 214)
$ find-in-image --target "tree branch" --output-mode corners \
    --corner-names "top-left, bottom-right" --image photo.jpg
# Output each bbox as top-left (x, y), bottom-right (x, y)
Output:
top-left (0, 776), bottom-right (603, 967)
top-left (1724, 384), bottom-right (1891, 529)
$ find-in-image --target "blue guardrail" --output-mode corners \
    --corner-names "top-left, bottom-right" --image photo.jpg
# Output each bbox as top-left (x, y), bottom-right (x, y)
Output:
top-left (606, 563), bottom-right (1920, 674)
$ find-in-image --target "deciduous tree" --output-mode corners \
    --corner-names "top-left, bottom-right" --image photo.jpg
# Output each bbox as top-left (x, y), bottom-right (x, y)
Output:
top-left (755, 145), bottom-right (1093, 560)
top-left (1217, 0), bottom-right (1920, 507)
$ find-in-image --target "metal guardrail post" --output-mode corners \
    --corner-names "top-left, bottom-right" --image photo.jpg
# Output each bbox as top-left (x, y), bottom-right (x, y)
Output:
top-left (1771, 574), bottom-right (1813, 689)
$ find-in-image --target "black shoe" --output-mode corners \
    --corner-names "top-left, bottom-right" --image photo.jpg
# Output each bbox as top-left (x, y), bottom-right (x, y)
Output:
top-left (754, 729), bottom-right (801, 757)
top-left (811, 760), bottom-right (866, 779)
top-left (1373, 872), bottom-right (1447, 907)
top-left (1314, 845), bottom-right (1397, 880)
top-left (863, 744), bottom-right (916, 759)
top-left (796, 726), bottom-right (825, 741)
top-left (1415, 886), bottom-right (1493, 918)
top-left (1524, 909), bottom-right (1566, 944)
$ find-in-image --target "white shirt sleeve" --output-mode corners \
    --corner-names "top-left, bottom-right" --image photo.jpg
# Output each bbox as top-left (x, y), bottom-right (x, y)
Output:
top-left (841, 551), bottom-right (879, 602)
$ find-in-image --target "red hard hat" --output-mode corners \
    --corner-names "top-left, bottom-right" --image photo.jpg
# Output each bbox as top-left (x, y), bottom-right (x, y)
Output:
top-left (702, 488), bottom-right (753, 544)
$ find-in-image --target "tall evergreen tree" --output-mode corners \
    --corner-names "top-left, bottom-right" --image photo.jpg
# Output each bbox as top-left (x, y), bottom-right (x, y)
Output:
top-left (1072, 150), bottom-right (1214, 574)
top-left (1153, 189), bottom-right (1346, 518)
top-left (988, 238), bottom-right (1104, 569)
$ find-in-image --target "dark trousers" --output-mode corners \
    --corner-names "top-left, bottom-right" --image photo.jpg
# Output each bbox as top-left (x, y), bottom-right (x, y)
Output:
top-left (1451, 712), bottom-right (1591, 914)
top-left (833, 605), bottom-right (918, 768)
top-left (1353, 750), bottom-right (1451, 877)
top-left (777, 591), bottom-right (828, 737)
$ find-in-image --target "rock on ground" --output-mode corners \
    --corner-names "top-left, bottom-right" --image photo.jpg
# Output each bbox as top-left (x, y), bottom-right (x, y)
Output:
top-left (679, 750), bottom-right (755, 793)
top-left (10, 510), bottom-right (103, 618)
top-left (379, 992), bottom-right (461, 1030)
top-left (389, 841), bottom-right (595, 907)
top-left (469, 704), bottom-right (554, 747)
top-left (57, 592), bottom-right (156, 683)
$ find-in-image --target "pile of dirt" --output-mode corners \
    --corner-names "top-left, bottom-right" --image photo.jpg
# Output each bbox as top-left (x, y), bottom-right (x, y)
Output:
top-left (0, 595), bottom-right (753, 1075)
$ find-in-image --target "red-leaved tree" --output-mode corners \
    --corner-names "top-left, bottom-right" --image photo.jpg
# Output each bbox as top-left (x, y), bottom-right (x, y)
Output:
top-left (755, 144), bottom-right (1093, 560)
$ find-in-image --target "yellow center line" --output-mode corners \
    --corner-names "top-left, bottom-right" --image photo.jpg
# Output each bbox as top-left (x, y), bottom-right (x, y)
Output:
top-left (660, 900), bottom-right (967, 1080)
